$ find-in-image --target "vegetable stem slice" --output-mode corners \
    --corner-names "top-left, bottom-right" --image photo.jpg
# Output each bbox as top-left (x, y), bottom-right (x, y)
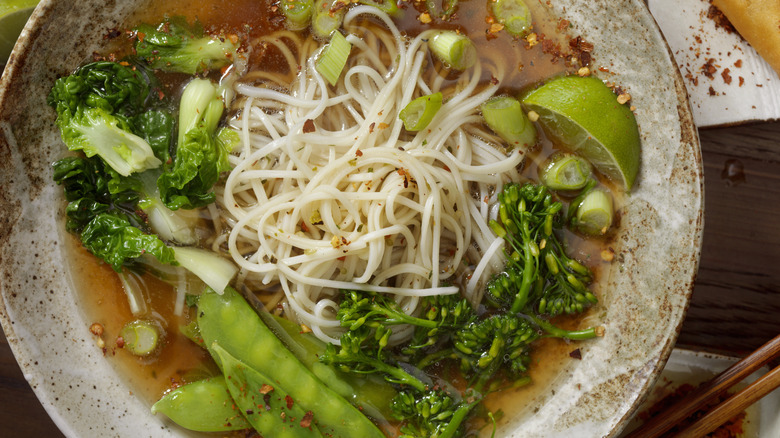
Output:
top-left (481, 96), bottom-right (537, 149)
top-left (539, 152), bottom-right (593, 190)
top-left (316, 30), bottom-right (351, 86)
top-left (491, 0), bottom-right (533, 37)
top-left (120, 320), bottom-right (159, 356)
top-left (573, 188), bottom-right (613, 235)
top-left (399, 92), bottom-right (443, 131)
top-left (429, 31), bottom-right (477, 70)
top-left (281, 0), bottom-right (314, 30)
top-left (312, 0), bottom-right (346, 39)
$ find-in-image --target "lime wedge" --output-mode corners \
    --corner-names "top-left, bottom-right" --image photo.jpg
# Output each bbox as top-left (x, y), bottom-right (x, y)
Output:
top-left (0, 0), bottom-right (39, 64)
top-left (522, 75), bottom-right (641, 190)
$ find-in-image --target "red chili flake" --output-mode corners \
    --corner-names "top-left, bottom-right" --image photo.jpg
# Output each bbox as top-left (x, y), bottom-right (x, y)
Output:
top-left (702, 58), bottom-right (718, 79)
top-left (136, 32), bottom-right (146, 42)
top-left (157, 89), bottom-right (165, 100)
top-left (569, 348), bottom-right (582, 360)
top-left (490, 76), bottom-right (499, 85)
top-left (369, 122), bottom-right (376, 133)
top-left (300, 222), bottom-right (309, 233)
top-left (734, 59), bottom-right (743, 68)
top-left (355, 149), bottom-right (363, 157)
top-left (721, 68), bottom-right (732, 85)
top-left (116, 337), bottom-right (125, 348)
top-left (557, 19), bottom-right (570, 32)
top-left (739, 76), bottom-right (745, 87)
top-left (303, 119), bottom-right (316, 133)
top-left (259, 384), bottom-right (274, 394)
top-left (300, 411), bottom-right (314, 428)
top-left (337, 256), bottom-right (346, 261)
top-left (285, 395), bottom-right (294, 409)
top-left (708, 86), bottom-right (718, 96)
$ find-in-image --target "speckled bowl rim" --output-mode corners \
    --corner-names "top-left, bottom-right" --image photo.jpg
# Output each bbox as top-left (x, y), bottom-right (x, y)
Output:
top-left (0, 0), bottom-right (703, 437)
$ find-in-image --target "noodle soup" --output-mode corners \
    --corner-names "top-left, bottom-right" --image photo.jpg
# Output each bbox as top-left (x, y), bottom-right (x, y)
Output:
top-left (58, 0), bottom-right (628, 435)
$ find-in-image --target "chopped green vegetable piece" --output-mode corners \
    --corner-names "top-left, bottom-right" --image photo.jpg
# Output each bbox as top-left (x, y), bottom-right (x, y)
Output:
top-left (491, 0), bottom-right (532, 37)
top-left (134, 16), bottom-right (238, 74)
top-left (538, 152), bottom-right (593, 190)
top-left (481, 96), bottom-right (538, 149)
top-left (151, 377), bottom-right (251, 432)
top-left (315, 30), bottom-right (351, 86)
top-left (158, 78), bottom-right (237, 210)
top-left (119, 320), bottom-right (160, 356)
top-left (312, 0), bottom-right (346, 39)
top-left (280, 0), bottom-right (314, 31)
top-left (428, 31), bottom-right (476, 70)
top-left (399, 92), bottom-right (443, 131)
top-left (572, 187), bottom-right (613, 235)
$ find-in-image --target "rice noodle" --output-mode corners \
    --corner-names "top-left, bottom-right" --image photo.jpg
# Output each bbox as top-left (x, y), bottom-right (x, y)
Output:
top-left (217, 7), bottom-right (525, 342)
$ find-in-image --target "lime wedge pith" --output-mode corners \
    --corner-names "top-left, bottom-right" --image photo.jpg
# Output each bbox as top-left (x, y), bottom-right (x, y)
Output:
top-left (522, 75), bottom-right (641, 190)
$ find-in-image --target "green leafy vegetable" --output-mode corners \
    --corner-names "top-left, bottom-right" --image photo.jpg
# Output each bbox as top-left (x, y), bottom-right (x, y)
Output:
top-left (134, 16), bottom-right (239, 74)
top-left (47, 62), bottom-right (164, 176)
top-left (158, 78), bottom-right (238, 210)
top-left (80, 213), bottom-right (176, 271)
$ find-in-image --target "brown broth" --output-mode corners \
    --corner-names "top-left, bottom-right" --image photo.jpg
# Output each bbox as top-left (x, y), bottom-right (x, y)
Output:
top-left (67, 1), bottom-right (619, 436)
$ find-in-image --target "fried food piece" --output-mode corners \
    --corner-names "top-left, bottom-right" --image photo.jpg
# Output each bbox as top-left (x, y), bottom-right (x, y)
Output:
top-left (712, 0), bottom-right (780, 75)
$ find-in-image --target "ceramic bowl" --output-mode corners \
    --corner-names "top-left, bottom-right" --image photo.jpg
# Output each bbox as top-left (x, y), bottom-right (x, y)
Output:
top-left (0, 0), bottom-right (703, 436)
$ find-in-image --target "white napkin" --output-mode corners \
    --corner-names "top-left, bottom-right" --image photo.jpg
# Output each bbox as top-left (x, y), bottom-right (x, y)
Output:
top-left (648, 0), bottom-right (780, 127)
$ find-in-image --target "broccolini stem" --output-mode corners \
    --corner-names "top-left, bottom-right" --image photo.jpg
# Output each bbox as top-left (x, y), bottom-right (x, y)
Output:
top-left (530, 315), bottom-right (601, 340)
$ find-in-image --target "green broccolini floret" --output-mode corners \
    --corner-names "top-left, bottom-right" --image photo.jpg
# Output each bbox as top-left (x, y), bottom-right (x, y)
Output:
top-left (486, 182), bottom-right (598, 317)
top-left (391, 389), bottom-right (481, 438)
top-left (322, 288), bottom-right (600, 436)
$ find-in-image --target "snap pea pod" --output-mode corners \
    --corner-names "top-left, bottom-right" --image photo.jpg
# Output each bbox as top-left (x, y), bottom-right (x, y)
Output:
top-left (151, 377), bottom-right (250, 432)
top-left (264, 312), bottom-right (397, 420)
top-left (213, 343), bottom-right (322, 437)
top-left (197, 287), bottom-right (386, 438)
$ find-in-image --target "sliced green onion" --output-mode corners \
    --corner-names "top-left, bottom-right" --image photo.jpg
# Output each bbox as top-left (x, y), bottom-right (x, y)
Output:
top-left (481, 96), bottom-right (538, 149)
top-left (280, 0), bottom-right (314, 30)
top-left (399, 92), bottom-right (443, 131)
top-left (539, 152), bottom-right (593, 190)
top-left (120, 320), bottom-right (160, 356)
top-left (312, 0), bottom-right (347, 39)
top-left (429, 31), bottom-right (477, 70)
top-left (358, 0), bottom-right (400, 15)
top-left (492, 0), bottom-right (533, 37)
top-left (573, 188), bottom-right (613, 235)
top-left (316, 30), bottom-right (352, 86)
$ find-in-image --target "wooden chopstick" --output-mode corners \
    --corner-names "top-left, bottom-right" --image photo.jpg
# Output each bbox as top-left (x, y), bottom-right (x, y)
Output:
top-left (625, 333), bottom-right (780, 438)
top-left (675, 363), bottom-right (780, 437)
